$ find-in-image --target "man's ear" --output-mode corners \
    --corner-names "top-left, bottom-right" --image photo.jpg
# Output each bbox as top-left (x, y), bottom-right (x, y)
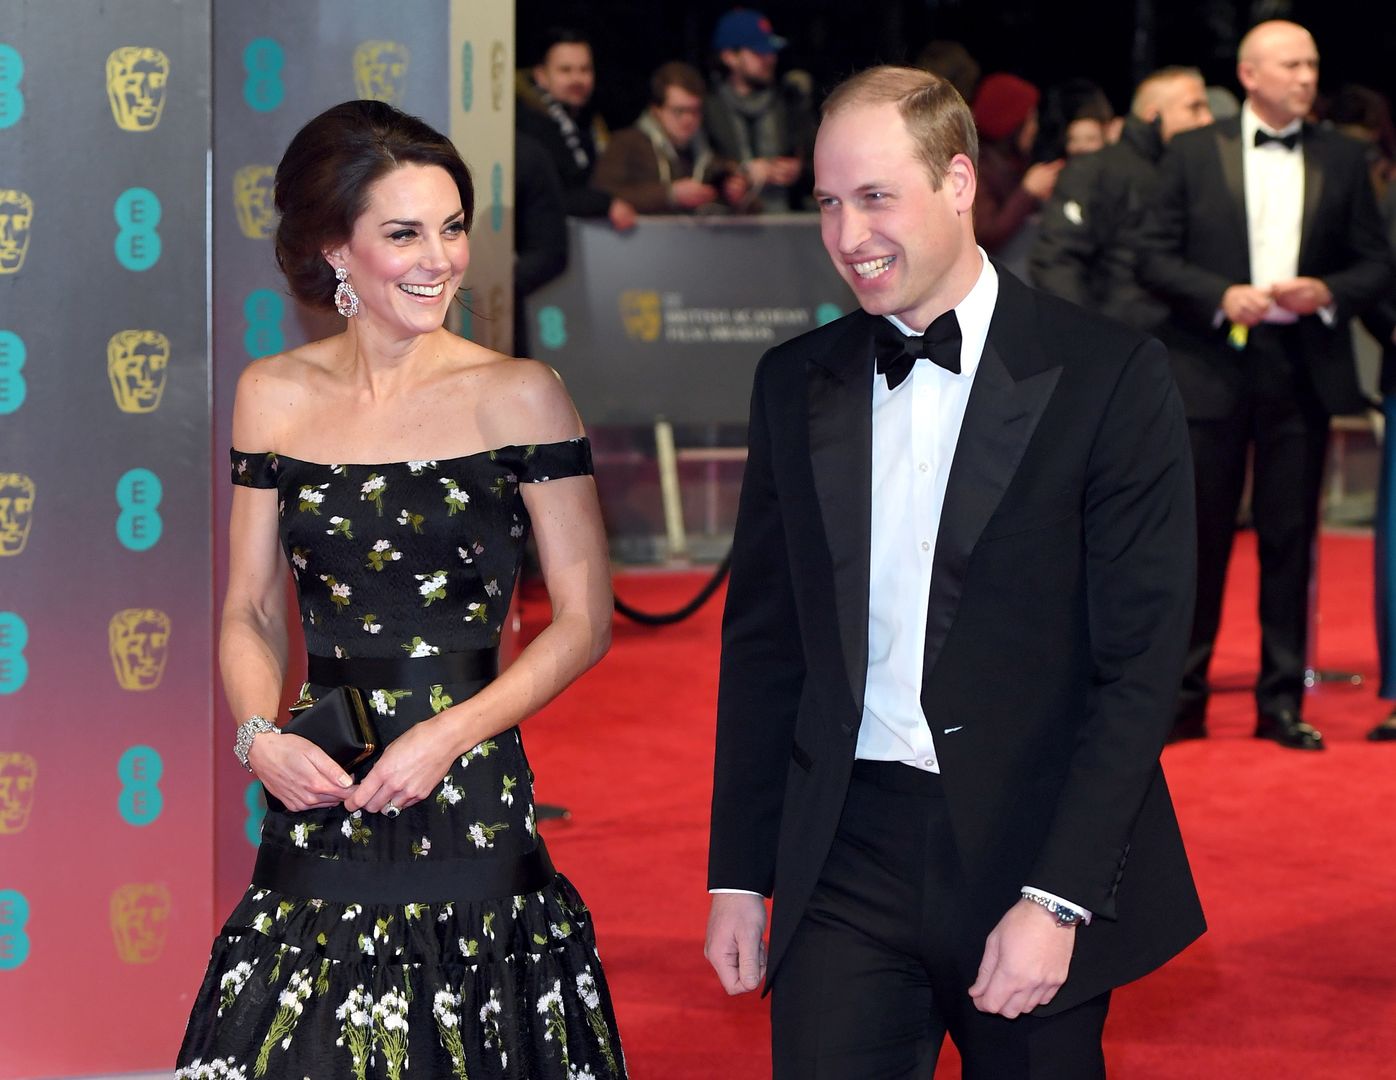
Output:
top-left (946, 153), bottom-right (977, 213)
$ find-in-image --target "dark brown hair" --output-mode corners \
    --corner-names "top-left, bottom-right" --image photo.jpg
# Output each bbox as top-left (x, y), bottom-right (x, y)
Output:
top-left (649, 61), bottom-right (706, 106)
top-left (274, 99), bottom-right (475, 311)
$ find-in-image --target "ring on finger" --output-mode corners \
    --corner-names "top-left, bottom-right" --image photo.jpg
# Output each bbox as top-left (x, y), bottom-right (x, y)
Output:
top-left (383, 802), bottom-right (401, 818)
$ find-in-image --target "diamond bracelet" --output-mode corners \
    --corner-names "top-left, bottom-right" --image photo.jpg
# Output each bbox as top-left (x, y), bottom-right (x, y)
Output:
top-left (234, 715), bottom-right (279, 772)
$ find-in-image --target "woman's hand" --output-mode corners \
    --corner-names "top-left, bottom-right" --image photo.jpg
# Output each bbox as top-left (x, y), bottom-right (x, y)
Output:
top-left (345, 717), bottom-right (457, 816)
top-left (248, 731), bottom-right (356, 811)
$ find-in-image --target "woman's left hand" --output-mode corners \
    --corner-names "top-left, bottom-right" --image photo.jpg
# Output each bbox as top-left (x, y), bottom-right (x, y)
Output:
top-left (344, 717), bottom-right (458, 816)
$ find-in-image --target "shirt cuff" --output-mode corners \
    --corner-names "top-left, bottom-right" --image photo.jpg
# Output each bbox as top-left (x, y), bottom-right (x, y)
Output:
top-left (1317, 302), bottom-right (1337, 327)
top-left (1021, 886), bottom-right (1093, 925)
top-left (709, 888), bottom-right (765, 896)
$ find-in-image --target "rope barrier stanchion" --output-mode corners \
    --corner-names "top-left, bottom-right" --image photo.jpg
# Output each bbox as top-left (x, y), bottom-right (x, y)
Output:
top-left (613, 549), bottom-right (732, 626)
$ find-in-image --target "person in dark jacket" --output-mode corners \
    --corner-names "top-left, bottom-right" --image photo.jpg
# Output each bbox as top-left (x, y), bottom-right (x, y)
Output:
top-left (516, 27), bottom-right (636, 231)
top-left (1031, 67), bottom-right (1213, 331)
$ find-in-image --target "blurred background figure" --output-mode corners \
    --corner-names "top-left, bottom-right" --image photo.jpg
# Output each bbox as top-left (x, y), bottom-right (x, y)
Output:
top-left (513, 130), bottom-right (568, 356)
top-left (1327, 84), bottom-right (1396, 203)
top-left (593, 61), bottom-right (748, 215)
top-left (970, 72), bottom-right (1064, 261)
top-left (913, 38), bottom-right (981, 105)
top-left (1031, 66), bottom-right (1212, 332)
top-left (517, 26), bottom-right (637, 231)
top-left (703, 7), bottom-right (816, 211)
top-left (1034, 76), bottom-right (1118, 159)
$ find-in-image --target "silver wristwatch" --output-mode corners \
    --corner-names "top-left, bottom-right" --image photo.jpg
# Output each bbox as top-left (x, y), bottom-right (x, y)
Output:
top-left (234, 715), bottom-right (279, 772)
top-left (1021, 890), bottom-right (1085, 927)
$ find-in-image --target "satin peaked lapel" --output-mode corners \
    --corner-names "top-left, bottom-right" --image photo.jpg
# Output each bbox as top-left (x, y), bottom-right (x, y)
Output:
top-left (1216, 121), bottom-right (1249, 268)
top-left (807, 315), bottom-right (875, 713)
top-left (1298, 128), bottom-right (1325, 268)
top-left (922, 315), bottom-right (1060, 687)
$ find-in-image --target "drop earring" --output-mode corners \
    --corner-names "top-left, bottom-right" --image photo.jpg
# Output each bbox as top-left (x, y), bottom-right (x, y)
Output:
top-left (334, 267), bottom-right (359, 318)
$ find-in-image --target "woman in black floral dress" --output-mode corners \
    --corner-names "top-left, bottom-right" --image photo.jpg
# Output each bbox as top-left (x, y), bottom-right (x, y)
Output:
top-left (176, 100), bottom-right (625, 1079)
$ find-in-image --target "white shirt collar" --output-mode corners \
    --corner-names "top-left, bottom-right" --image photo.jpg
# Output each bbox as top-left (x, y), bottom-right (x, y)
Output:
top-left (1242, 99), bottom-right (1303, 142)
top-left (882, 248), bottom-right (997, 379)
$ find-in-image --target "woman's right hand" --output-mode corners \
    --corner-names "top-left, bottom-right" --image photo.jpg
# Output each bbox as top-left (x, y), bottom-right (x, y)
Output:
top-left (247, 731), bottom-right (356, 811)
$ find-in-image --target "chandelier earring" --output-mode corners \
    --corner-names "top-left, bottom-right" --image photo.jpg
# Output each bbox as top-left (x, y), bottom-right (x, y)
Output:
top-left (333, 266), bottom-right (360, 319)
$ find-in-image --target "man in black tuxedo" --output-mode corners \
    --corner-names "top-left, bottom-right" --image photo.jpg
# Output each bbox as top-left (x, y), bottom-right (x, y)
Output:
top-left (1138, 20), bottom-right (1392, 749)
top-left (705, 65), bottom-right (1204, 1078)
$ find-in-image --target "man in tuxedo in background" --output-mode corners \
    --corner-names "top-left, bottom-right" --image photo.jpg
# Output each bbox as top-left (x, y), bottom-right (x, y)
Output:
top-left (705, 65), bottom-right (1203, 1078)
top-left (1139, 20), bottom-right (1392, 750)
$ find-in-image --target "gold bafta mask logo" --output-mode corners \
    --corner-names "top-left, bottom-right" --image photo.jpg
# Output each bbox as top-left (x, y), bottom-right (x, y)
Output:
top-left (620, 290), bottom-right (662, 343)
top-left (233, 165), bottom-right (277, 239)
top-left (110, 882), bottom-right (171, 964)
top-left (107, 330), bottom-right (170, 413)
top-left (354, 41), bottom-right (410, 104)
top-left (0, 189), bottom-right (32, 274)
top-left (106, 47), bottom-right (170, 131)
top-left (0, 753), bottom-right (37, 835)
top-left (0, 474), bottom-right (35, 556)
top-left (490, 41), bottom-right (507, 111)
top-left (109, 608), bottom-right (171, 691)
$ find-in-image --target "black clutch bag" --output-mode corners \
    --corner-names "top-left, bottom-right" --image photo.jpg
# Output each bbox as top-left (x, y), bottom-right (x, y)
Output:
top-left (284, 686), bottom-right (378, 770)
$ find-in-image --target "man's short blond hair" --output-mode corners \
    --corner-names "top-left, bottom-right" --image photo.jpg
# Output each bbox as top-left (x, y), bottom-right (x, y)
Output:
top-left (821, 65), bottom-right (978, 189)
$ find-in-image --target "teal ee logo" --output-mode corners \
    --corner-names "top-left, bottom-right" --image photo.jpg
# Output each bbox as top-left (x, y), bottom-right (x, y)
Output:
top-left (0, 44), bottom-right (23, 129)
top-left (115, 467), bottom-right (163, 551)
top-left (815, 302), bottom-right (843, 327)
top-left (244, 781), bottom-right (266, 847)
top-left (0, 611), bottom-right (28, 694)
top-left (537, 306), bottom-right (567, 350)
top-left (0, 888), bottom-right (30, 969)
top-left (242, 38), bottom-right (285, 112)
top-left (244, 289), bottom-right (285, 358)
top-left (0, 330), bottom-right (25, 414)
top-left (490, 162), bottom-right (504, 232)
top-left (460, 42), bottom-right (474, 112)
top-left (118, 744), bottom-right (163, 826)
top-left (114, 188), bottom-right (162, 271)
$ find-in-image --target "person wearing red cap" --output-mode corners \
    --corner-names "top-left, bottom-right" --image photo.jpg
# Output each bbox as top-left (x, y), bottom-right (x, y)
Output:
top-left (971, 73), bottom-right (1064, 253)
top-left (704, 8), bottom-right (817, 211)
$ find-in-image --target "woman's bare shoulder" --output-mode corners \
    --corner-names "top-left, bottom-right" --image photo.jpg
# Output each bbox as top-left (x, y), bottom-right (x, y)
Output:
top-left (470, 355), bottom-right (585, 446)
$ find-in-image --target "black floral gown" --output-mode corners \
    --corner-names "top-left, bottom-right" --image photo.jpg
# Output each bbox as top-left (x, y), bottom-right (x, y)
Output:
top-left (176, 440), bottom-right (626, 1080)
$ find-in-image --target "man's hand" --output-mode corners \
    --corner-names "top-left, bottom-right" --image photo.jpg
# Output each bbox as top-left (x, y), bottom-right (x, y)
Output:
top-left (968, 898), bottom-right (1077, 1018)
top-left (722, 173), bottom-right (751, 207)
top-left (766, 156), bottom-right (802, 186)
top-left (671, 178), bottom-right (718, 209)
top-left (1222, 283), bottom-right (1273, 326)
top-left (608, 197), bottom-right (637, 231)
top-left (1270, 276), bottom-right (1333, 315)
top-left (705, 892), bottom-right (768, 995)
top-left (1021, 159), bottom-right (1065, 202)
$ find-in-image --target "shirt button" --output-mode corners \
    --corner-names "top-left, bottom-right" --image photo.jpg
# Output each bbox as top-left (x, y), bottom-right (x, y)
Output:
top-left (919, 462), bottom-right (929, 473)
top-left (921, 541), bottom-right (930, 551)
top-left (923, 758), bottom-right (936, 768)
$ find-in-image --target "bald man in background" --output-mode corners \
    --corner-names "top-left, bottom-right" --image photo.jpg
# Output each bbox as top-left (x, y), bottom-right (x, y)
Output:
top-left (1030, 66), bottom-right (1213, 331)
top-left (1139, 21), bottom-right (1391, 749)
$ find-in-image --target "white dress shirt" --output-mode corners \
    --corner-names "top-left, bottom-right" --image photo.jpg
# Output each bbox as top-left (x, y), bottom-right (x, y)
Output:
top-left (1240, 101), bottom-right (1305, 325)
top-left (856, 250), bottom-right (996, 770)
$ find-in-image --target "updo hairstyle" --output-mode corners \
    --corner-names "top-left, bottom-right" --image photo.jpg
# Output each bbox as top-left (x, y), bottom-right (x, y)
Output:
top-left (273, 99), bottom-right (475, 310)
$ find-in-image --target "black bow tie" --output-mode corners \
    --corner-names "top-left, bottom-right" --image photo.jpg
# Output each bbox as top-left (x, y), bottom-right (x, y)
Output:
top-left (1254, 128), bottom-right (1300, 151)
top-left (873, 310), bottom-right (963, 389)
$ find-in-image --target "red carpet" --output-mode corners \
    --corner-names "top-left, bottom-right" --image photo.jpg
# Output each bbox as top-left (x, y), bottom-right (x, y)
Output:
top-left (522, 531), bottom-right (1396, 1079)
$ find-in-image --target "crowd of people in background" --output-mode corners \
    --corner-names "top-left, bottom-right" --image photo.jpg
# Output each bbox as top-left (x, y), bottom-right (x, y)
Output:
top-left (514, 10), bottom-right (1396, 744)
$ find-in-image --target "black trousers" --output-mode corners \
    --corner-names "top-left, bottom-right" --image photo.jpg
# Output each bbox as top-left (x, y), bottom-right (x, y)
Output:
top-left (1177, 325), bottom-right (1330, 720)
top-left (771, 762), bottom-right (1110, 1079)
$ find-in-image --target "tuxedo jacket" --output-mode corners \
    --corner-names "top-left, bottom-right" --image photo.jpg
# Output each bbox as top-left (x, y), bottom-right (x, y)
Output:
top-left (709, 268), bottom-right (1205, 1015)
top-left (1137, 117), bottom-right (1392, 420)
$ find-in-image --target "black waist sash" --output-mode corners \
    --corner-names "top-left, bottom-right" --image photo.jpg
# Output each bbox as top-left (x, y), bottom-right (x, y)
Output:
top-left (307, 648), bottom-right (499, 690)
top-left (252, 838), bottom-right (556, 904)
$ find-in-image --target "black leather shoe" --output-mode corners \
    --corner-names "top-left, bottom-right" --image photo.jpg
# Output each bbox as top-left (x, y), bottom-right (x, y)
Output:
top-left (1255, 709), bottom-right (1325, 750)
top-left (1367, 713), bottom-right (1396, 742)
